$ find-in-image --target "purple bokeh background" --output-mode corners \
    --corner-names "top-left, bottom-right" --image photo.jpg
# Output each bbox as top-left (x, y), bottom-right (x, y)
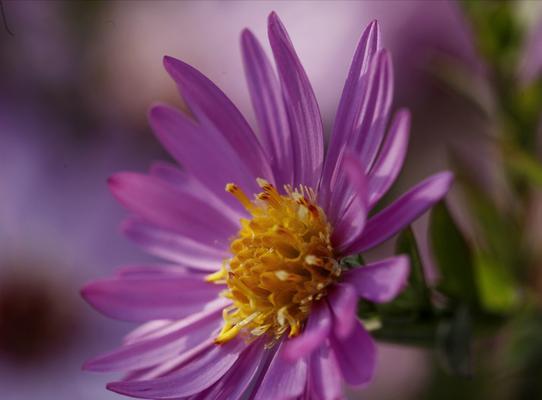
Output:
top-left (0, 1), bottom-right (540, 399)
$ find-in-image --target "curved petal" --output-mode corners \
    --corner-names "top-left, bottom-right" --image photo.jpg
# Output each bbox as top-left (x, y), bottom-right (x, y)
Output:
top-left (123, 320), bottom-right (173, 346)
top-left (331, 322), bottom-right (376, 388)
top-left (331, 154), bottom-right (368, 253)
top-left (327, 283), bottom-right (358, 339)
top-left (309, 344), bottom-right (343, 400)
top-left (242, 29), bottom-right (293, 187)
top-left (344, 172), bottom-right (454, 254)
top-left (122, 218), bottom-right (227, 271)
top-left (109, 172), bottom-right (237, 248)
top-left (148, 104), bottom-right (258, 212)
top-left (81, 271), bottom-right (221, 322)
top-left (163, 56), bottom-right (274, 184)
top-left (198, 340), bottom-right (267, 400)
top-left (324, 50), bottom-right (394, 215)
top-left (342, 256), bottom-right (410, 303)
top-left (268, 12), bottom-right (324, 189)
top-left (254, 340), bottom-right (308, 400)
top-left (83, 298), bottom-right (226, 372)
top-left (282, 302), bottom-right (331, 361)
top-left (367, 109), bottom-right (410, 208)
top-left (107, 337), bottom-right (245, 399)
top-left (321, 20), bottom-right (380, 204)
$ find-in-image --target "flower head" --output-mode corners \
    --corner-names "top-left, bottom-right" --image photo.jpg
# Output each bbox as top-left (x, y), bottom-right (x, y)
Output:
top-left (83, 12), bottom-right (452, 399)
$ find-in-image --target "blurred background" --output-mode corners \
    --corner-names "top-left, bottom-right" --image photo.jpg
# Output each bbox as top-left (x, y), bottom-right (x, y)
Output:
top-left (1, 1), bottom-right (541, 399)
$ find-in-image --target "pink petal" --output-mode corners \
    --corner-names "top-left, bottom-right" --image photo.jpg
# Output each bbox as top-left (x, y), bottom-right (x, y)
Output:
top-left (242, 29), bottom-right (293, 187)
top-left (367, 109), bottom-right (410, 208)
top-left (309, 344), bottom-right (343, 400)
top-left (109, 172), bottom-right (238, 248)
top-left (331, 322), bottom-right (376, 387)
top-left (331, 153), bottom-right (369, 253)
top-left (122, 218), bottom-right (227, 271)
top-left (81, 269), bottom-right (221, 322)
top-left (163, 56), bottom-right (274, 185)
top-left (84, 298), bottom-right (226, 372)
top-left (268, 12), bottom-right (324, 189)
top-left (343, 256), bottom-right (410, 303)
top-left (327, 283), bottom-right (358, 339)
top-left (320, 20), bottom-right (381, 208)
top-left (107, 337), bottom-right (245, 399)
top-left (282, 302), bottom-right (332, 361)
top-left (148, 104), bottom-right (259, 213)
top-left (254, 340), bottom-right (308, 400)
top-left (344, 172), bottom-right (454, 253)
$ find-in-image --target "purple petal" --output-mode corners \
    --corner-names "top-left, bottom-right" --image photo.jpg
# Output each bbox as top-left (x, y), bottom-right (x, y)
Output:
top-left (268, 12), bottom-right (324, 189)
top-left (254, 340), bottom-right (308, 400)
top-left (123, 320), bottom-right (173, 346)
top-left (81, 270), bottom-right (221, 322)
top-left (323, 50), bottom-right (393, 215)
top-left (309, 344), bottom-right (343, 400)
top-left (198, 341), bottom-right (267, 400)
top-left (109, 172), bottom-right (237, 247)
top-left (331, 154), bottom-right (368, 253)
top-left (122, 218), bottom-right (227, 271)
top-left (163, 56), bottom-right (274, 184)
top-left (282, 302), bottom-right (331, 361)
top-left (343, 256), bottom-right (410, 303)
top-left (321, 20), bottom-right (380, 205)
top-left (148, 104), bottom-right (258, 212)
top-left (242, 29), bottom-right (293, 187)
top-left (327, 283), bottom-right (358, 339)
top-left (107, 338), bottom-right (245, 399)
top-left (84, 298), bottom-right (226, 372)
top-left (344, 172), bottom-right (454, 254)
top-left (367, 110), bottom-right (410, 208)
top-left (331, 322), bottom-right (376, 387)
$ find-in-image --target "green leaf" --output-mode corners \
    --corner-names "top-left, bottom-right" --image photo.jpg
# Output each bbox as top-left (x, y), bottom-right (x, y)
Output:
top-left (504, 145), bottom-right (542, 187)
top-left (429, 201), bottom-right (479, 307)
top-left (474, 251), bottom-right (519, 314)
top-left (436, 305), bottom-right (473, 377)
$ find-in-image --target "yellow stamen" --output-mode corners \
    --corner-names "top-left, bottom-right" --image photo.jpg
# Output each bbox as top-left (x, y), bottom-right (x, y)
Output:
top-left (208, 178), bottom-right (340, 344)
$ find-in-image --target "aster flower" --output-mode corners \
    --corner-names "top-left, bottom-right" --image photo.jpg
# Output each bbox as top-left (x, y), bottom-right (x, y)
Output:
top-left (82, 13), bottom-right (452, 399)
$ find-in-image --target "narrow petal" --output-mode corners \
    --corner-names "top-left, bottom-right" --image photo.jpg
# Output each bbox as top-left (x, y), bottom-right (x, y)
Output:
top-left (309, 344), bottom-right (343, 400)
top-left (198, 341), bottom-right (268, 400)
top-left (344, 172), bottom-right (454, 254)
top-left (331, 322), bottom-right (376, 387)
top-left (367, 109), bottom-right (410, 208)
top-left (122, 218), bottom-right (227, 271)
top-left (254, 340), bottom-right (308, 400)
top-left (149, 104), bottom-right (258, 211)
top-left (163, 56), bottom-right (274, 184)
top-left (343, 256), bottom-right (410, 303)
top-left (282, 302), bottom-right (331, 361)
top-left (268, 12), bottom-right (324, 188)
top-left (324, 50), bottom-right (393, 214)
top-left (242, 29), bottom-right (293, 186)
top-left (327, 283), bottom-right (358, 339)
top-left (81, 271), bottom-right (221, 322)
top-left (321, 20), bottom-right (380, 203)
top-left (331, 154), bottom-right (368, 253)
top-left (84, 298), bottom-right (226, 372)
top-left (123, 320), bottom-right (172, 346)
top-left (109, 172), bottom-right (237, 247)
top-left (107, 338), bottom-right (245, 399)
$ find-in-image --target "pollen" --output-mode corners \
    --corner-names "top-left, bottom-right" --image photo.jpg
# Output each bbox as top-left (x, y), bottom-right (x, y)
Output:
top-left (207, 179), bottom-right (341, 344)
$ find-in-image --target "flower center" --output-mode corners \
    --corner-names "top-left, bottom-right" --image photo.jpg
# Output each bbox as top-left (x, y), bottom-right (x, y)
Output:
top-left (206, 179), bottom-right (340, 344)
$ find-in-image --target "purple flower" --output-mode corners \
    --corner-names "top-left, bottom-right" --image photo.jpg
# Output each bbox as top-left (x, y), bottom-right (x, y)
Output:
top-left (82, 13), bottom-right (452, 399)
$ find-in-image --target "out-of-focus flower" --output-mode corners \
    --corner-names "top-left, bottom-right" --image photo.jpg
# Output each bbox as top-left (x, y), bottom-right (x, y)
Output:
top-left (83, 14), bottom-right (452, 399)
top-left (0, 99), bottom-right (154, 399)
